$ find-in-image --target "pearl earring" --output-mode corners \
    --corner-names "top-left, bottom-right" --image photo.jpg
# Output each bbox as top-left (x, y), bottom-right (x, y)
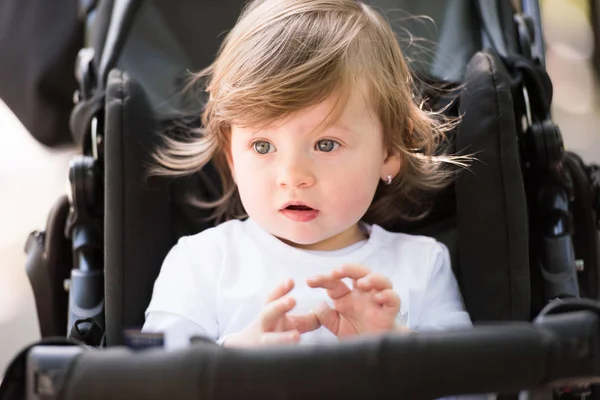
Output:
top-left (385, 174), bottom-right (392, 185)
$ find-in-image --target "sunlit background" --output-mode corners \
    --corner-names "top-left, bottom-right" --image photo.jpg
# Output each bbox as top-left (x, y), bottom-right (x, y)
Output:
top-left (0, 0), bottom-right (598, 374)
top-left (543, 0), bottom-right (599, 163)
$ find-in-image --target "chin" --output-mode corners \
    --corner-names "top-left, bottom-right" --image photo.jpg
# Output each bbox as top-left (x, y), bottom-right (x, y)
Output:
top-left (278, 231), bottom-right (326, 247)
top-left (271, 224), bottom-right (330, 247)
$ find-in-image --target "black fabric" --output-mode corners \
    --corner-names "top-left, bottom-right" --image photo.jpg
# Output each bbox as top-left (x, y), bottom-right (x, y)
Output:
top-left (503, 53), bottom-right (553, 121)
top-left (99, 0), bottom-right (250, 346)
top-left (24, 195), bottom-right (73, 338)
top-left (456, 51), bottom-right (530, 322)
top-left (0, 0), bottom-right (82, 147)
top-left (105, 0), bottom-right (489, 118)
top-left (429, 0), bottom-right (482, 82)
top-left (391, 80), bottom-right (462, 279)
top-left (475, 0), bottom-right (509, 56)
top-left (110, 0), bottom-right (248, 119)
top-left (496, 0), bottom-right (518, 55)
top-left (103, 69), bottom-right (174, 346)
top-left (57, 321), bottom-right (582, 400)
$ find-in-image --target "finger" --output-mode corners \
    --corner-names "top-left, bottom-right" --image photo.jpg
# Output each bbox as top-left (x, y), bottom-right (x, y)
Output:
top-left (306, 274), bottom-right (335, 287)
top-left (308, 276), bottom-right (352, 300)
top-left (313, 302), bottom-right (340, 335)
top-left (262, 296), bottom-right (296, 329)
top-left (374, 289), bottom-right (401, 311)
top-left (306, 275), bottom-right (324, 287)
top-left (266, 279), bottom-right (295, 303)
top-left (260, 330), bottom-right (300, 346)
top-left (288, 311), bottom-right (321, 333)
top-left (356, 274), bottom-right (393, 291)
top-left (331, 264), bottom-right (371, 280)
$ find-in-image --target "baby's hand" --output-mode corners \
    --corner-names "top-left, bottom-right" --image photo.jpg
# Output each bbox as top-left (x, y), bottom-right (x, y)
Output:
top-left (307, 264), bottom-right (401, 338)
top-left (223, 279), bottom-right (320, 347)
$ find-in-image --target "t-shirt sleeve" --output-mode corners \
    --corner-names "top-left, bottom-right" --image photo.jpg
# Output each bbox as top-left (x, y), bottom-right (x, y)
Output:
top-left (142, 235), bottom-right (220, 344)
top-left (414, 242), bottom-right (473, 332)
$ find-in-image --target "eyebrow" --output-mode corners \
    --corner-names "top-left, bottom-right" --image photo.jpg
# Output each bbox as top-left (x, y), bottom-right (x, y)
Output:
top-left (326, 123), bottom-right (356, 135)
top-left (247, 121), bottom-right (356, 137)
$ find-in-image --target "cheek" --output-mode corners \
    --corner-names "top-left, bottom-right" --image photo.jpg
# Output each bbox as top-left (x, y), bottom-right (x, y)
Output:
top-left (323, 160), bottom-right (381, 213)
top-left (230, 144), bottom-right (257, 179)
top-left (230, 151), bottom-right (272, 207)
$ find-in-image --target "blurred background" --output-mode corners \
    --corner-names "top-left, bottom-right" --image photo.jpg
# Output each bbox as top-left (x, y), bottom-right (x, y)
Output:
top-left (0, 0), bottom-right (599, 374)
top-left (542, 0), bottom-right (600, 164)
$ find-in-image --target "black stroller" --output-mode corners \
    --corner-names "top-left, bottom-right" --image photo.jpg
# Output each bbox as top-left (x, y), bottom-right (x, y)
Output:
top-left (3, 0), bottom-right (600, 399)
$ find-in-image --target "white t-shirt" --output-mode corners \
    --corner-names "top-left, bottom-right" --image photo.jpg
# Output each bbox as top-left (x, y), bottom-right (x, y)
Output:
top-left (142, 218), bottom-right (472, 348)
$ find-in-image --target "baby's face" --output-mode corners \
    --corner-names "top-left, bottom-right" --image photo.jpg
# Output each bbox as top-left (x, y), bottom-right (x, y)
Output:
top-left (229, 85), bottom-right (398, 250)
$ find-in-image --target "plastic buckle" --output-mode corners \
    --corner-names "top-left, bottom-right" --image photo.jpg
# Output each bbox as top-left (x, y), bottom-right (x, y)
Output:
top-left (74, 48), bottom-right (96, 104)
top-left (514, 13), bottom-right (535, 60)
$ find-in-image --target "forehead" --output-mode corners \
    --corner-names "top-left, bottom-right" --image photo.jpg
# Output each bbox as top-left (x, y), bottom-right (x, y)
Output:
top-left (276, 81), bottom-right (379, 133)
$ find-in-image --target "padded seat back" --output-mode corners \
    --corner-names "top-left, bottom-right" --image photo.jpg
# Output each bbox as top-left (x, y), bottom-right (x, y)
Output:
top-left (100, 1), bottom-right (529, 346)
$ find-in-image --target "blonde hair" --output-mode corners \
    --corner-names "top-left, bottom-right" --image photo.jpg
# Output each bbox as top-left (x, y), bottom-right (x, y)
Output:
top-left (151, 0), bottom-right (469, 226)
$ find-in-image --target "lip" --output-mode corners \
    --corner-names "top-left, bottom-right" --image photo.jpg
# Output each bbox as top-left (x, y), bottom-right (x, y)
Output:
top-left (280, 201), bottom-right (317, 211)
top-left (279, 201), bottom-right (320, 222)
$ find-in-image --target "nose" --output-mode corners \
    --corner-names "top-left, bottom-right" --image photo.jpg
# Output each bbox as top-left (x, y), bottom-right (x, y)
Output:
top-left (276, 154), bottom-right (316, 189)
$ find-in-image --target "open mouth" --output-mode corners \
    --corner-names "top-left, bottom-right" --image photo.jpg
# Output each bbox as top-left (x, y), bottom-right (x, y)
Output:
top-left (285, 205), bottom-right (314, 211)
top-left (280, 203), bottom-right (319, 222)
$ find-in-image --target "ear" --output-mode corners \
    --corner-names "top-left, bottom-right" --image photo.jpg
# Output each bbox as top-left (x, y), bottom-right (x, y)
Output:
top-left (381, 119), bottom-right (412, 181)
top-left (381, 146), bottom-right (402, 181)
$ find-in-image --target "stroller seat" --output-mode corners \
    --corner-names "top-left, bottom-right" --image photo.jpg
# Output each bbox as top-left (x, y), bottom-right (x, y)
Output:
top-left (27, 0), bottom-right (571, 346)
top-left (101, 38), bottom-right (530, 348)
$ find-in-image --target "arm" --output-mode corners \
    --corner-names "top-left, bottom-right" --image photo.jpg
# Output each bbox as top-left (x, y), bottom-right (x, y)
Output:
top-left (414, 242), bottom-right (472, 332)
top-left (142, 235), bottom-right (220, 344)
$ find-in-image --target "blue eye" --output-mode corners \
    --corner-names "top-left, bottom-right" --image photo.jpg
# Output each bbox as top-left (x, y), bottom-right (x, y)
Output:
top-left (315, 139), bottom-right (340, 152)
top-left (253, 141), bottom-right (274, 154)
